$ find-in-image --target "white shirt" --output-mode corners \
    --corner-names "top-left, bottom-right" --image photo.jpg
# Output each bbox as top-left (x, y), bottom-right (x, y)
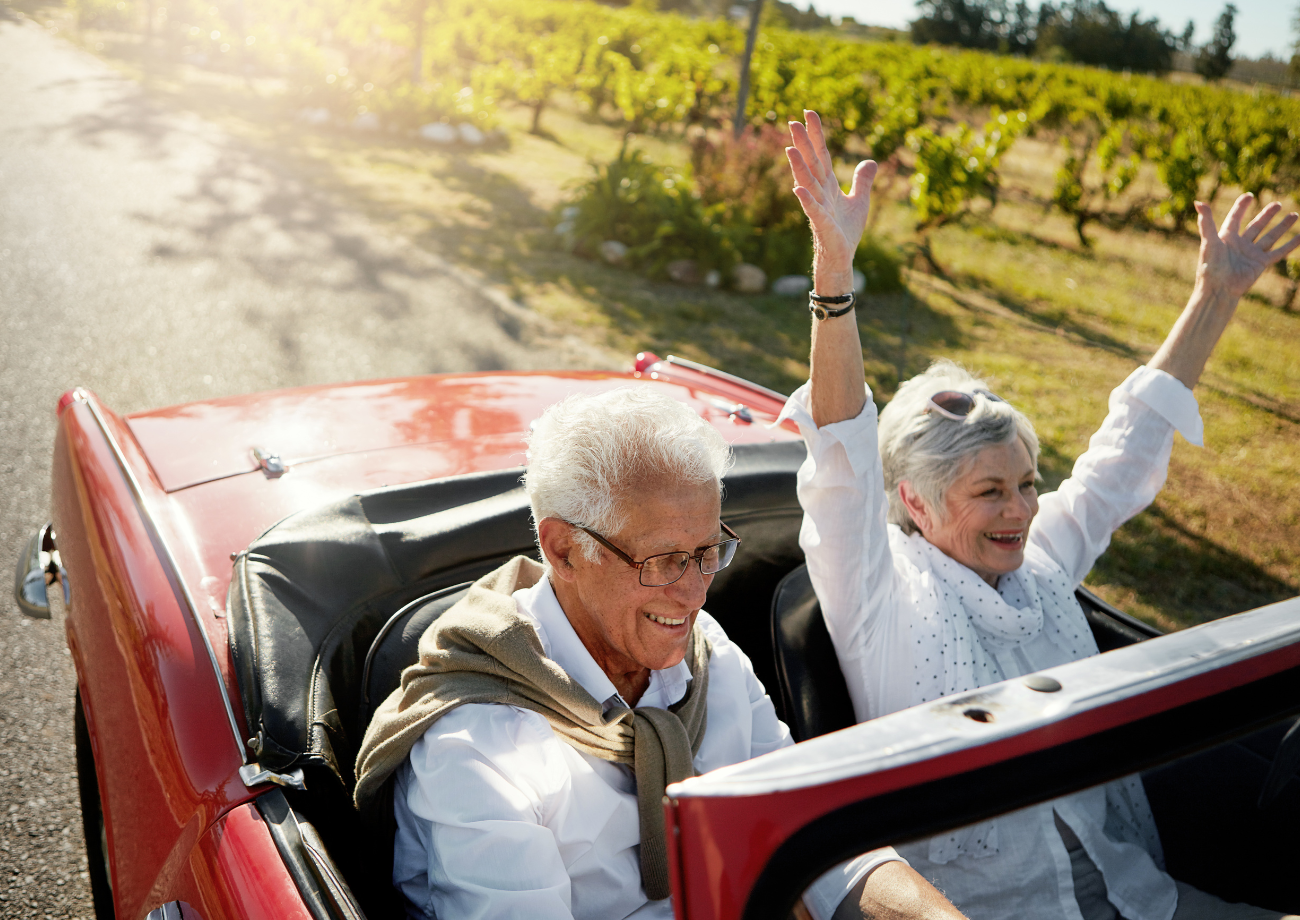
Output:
top-left (779, 365), bottom-right (1205, 920)
top-left (393, 576), bottom-right (902, 920)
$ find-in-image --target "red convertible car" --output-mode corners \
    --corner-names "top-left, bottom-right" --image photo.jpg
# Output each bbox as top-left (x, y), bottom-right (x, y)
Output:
top-left (14, 353), bottom-right (1300, 920)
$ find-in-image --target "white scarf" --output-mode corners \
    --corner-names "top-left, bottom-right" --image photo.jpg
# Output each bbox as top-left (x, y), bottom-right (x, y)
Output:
top-left (890, 525), bottom-right (1098, 696)
top-left (888, 526), bottom-right (1162, 868)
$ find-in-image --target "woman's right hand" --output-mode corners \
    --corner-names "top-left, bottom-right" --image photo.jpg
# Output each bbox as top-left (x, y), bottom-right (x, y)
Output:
top-left (1195, 194), bottom-right (1300, 301)
top-left (787, 110), bottom-right (877, 289)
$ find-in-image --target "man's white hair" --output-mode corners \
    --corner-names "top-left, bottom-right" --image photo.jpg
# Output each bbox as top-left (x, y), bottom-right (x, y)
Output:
top-left (524, 387), bottom-right (734, 562)
top-left (878, 359), bottom-right (1039, 535)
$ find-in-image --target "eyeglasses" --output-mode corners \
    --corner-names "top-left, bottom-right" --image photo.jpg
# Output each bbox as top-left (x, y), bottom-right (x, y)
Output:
top-left (569, 521), bottom-right (741, 587)
top-left (925, 389), bottom-right (1005, 421)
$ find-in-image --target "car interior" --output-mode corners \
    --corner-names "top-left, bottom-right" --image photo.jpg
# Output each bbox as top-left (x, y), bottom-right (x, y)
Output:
top-left (226, 440), bottom-right (1300, 920)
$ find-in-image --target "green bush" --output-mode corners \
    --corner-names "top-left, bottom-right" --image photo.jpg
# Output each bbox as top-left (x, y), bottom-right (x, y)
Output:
top-left (856, 235), bottom-right (905, 294)
top-left (567, 135), bottom-right (905, 292)
top-left (567, 144), bottom-right (735, 279)
top-left (690, 124), bottom-right (812, 279)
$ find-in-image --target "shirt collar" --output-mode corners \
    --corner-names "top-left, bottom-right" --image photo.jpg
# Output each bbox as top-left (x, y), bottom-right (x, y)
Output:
top-left (513, 576), bottom-right (693, 711)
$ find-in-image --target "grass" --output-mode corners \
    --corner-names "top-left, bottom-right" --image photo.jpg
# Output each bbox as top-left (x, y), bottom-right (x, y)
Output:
top-left (21, 5), bottom-right (1300, 631)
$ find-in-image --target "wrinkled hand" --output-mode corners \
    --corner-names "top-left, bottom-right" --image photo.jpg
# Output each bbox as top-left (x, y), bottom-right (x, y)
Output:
top-left (787, 110), bottom-right (877, 279)
top-left (1196, 194), bottom-right (1300, 301)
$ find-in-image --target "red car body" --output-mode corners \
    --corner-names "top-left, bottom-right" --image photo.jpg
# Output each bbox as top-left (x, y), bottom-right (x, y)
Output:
top-left (21, 354), bottom-right (1300, 920)
top-left (44, 356), bottom-right (798, 920)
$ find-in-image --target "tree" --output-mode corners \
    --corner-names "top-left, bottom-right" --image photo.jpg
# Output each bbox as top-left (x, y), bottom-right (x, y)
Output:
top-left (911, 0), bottom-right (1031, 52)
top-left (1195, 3), bottom-right (1236, 82)
top-left (912, 0), bottom-right (999, 49)
top-left (1036, 0), bottom-right (1176, 73)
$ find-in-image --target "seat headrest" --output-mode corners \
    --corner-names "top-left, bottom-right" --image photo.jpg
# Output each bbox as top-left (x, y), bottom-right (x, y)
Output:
top-left (359, 582), bottom-right (471, 733)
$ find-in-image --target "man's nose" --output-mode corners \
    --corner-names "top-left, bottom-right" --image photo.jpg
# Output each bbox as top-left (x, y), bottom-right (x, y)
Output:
top-left (668, 561), bottom-right (710, 608)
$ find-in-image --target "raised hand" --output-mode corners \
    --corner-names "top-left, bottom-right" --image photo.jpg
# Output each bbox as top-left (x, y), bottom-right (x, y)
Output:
top-left (787, 110), bottom-right (877, 287)
top-left (1150, 194), bottom-right (1299, 390)
top-left (1196, 194), bottom-right (1300, 301)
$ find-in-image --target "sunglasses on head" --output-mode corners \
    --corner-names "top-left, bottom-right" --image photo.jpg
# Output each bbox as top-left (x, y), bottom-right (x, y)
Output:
top-left (925, 389), bottom-right (1005, 421)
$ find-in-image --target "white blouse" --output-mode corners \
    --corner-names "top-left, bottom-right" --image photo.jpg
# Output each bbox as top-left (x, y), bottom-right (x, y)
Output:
top-left (778, 365), bottom-right (1205, 920)
top-left (392, 576), bottom-right (902, 920)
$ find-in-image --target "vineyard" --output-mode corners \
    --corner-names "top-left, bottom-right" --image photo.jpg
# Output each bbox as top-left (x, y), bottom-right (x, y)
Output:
top-left (39, 0), bottom-right (1300, 626)
top-left (70, 0), bottom-right (1300, 290)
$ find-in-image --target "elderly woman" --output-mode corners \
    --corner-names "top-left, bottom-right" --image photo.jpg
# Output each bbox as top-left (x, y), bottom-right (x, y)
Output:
top-left (779, 110), bottom-right (1300, 920)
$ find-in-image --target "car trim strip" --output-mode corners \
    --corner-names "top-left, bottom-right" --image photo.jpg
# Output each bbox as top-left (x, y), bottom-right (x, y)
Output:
top-left (78, 393), bottom-right (251, 766)
top-left (663, 354), bottom-right (790, 404)
top-left (256, 789), bottom-right (367, 920)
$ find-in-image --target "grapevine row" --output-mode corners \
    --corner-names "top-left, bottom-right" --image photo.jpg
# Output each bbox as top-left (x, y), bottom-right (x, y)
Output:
top-left (80, 0), bottom-right (1300, 254)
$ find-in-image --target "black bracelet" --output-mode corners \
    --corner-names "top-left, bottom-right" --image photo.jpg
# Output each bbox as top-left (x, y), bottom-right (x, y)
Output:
top-left (809, 290), bottom-right (855, 320)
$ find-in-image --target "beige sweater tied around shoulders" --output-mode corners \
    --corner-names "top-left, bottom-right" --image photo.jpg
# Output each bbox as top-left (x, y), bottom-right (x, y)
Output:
top-left (353, 556), bottom-right (712, 901)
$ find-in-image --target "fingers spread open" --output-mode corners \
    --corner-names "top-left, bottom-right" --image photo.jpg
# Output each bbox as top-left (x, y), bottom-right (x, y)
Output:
top-left (793, 185), bottom-right (832, 225)
top-left (1265, 228), bottom-right (1300, 264)
top-left (1222, 192), bottom-right (1254, 238)
top-left (788, 121), bottom-right (830, 188)
top-left (803, 110), bottom-right (834, 178)
top-left (786, 147), bottom-right (827, 206)
top-left (1242, 201), bottom-right (1283, 243)
top-left (1255, 211), bottom-right (1298, 251)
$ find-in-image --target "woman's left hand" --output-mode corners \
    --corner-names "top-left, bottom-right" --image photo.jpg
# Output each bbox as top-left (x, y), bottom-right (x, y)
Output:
top-left (1196, 194), bottom-right (1300, 301)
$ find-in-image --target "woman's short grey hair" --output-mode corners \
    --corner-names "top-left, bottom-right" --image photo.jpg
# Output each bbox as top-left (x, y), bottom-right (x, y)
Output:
top-left (524, 387), bottom-right (734, 562)
top-left (878, 359), bottom-right (1039, 535)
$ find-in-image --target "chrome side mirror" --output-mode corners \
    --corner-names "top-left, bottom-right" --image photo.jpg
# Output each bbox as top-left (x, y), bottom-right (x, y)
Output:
top-left (13, 523), bottom-right (67, 619)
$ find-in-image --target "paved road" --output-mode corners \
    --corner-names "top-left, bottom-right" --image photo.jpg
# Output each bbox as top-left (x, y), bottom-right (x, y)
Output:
top-left (0, 11), bottom-right (608, 917)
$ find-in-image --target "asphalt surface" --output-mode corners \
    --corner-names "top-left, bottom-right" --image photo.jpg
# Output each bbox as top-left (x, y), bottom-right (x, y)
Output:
top-left (0, 11), bottom-right (609, 917)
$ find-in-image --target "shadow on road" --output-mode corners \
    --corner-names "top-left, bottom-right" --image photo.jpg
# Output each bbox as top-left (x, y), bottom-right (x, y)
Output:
top-left (39, 53), bottom-right (586, 377)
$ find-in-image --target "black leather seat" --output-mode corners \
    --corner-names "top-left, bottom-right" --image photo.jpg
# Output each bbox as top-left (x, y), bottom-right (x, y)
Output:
top-left (359, 582), bottom-right (471, 734)
top-left (769, 565), bottom-right (857, 742)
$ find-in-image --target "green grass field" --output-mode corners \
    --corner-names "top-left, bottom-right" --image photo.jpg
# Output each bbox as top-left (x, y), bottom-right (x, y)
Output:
top-left (39, 12), bottom-right (1300, 631)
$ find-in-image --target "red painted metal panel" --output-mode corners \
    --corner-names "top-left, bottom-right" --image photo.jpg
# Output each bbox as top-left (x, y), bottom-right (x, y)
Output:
top-left (185, 804), bottom-right (315, 920)
top-left (52, 398), bottom-right (251, 920)
top-left (667, 640), bottom-right (1300, 920)
top-left (126, 371), bottom-right (800, 493)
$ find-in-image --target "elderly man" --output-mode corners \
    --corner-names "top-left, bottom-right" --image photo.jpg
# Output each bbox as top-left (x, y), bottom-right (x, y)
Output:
top-left (354, 387), bottom-right (966, 920)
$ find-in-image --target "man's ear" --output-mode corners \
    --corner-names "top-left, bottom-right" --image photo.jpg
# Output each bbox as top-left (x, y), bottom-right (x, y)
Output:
top-left (897, 480), bottom-right (934, 536)
top-left (538, 517), bottom-right (579, 582)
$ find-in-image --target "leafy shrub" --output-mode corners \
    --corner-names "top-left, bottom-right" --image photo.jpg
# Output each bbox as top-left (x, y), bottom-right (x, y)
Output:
top-left (568, 129), bottom-right (904, 293)
top-left (856, 235), bottom-right (905, 294)
top-left (1052, 123), bottom-right (1140, 247)
top-left (907, 110), bottom-right (1025, 229)
top-left (1148, 126), bottom-right (1207, 231)
top-left (690, 124), bottom-right (811, 278)
top-left (567, 144), bottom-right (735, 279)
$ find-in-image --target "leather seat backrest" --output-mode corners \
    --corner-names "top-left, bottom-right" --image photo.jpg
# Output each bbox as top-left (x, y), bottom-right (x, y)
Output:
top-left (359, 582), bottom-right (471, 732)
top-left (769, 565), bottom-right (856, 742)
